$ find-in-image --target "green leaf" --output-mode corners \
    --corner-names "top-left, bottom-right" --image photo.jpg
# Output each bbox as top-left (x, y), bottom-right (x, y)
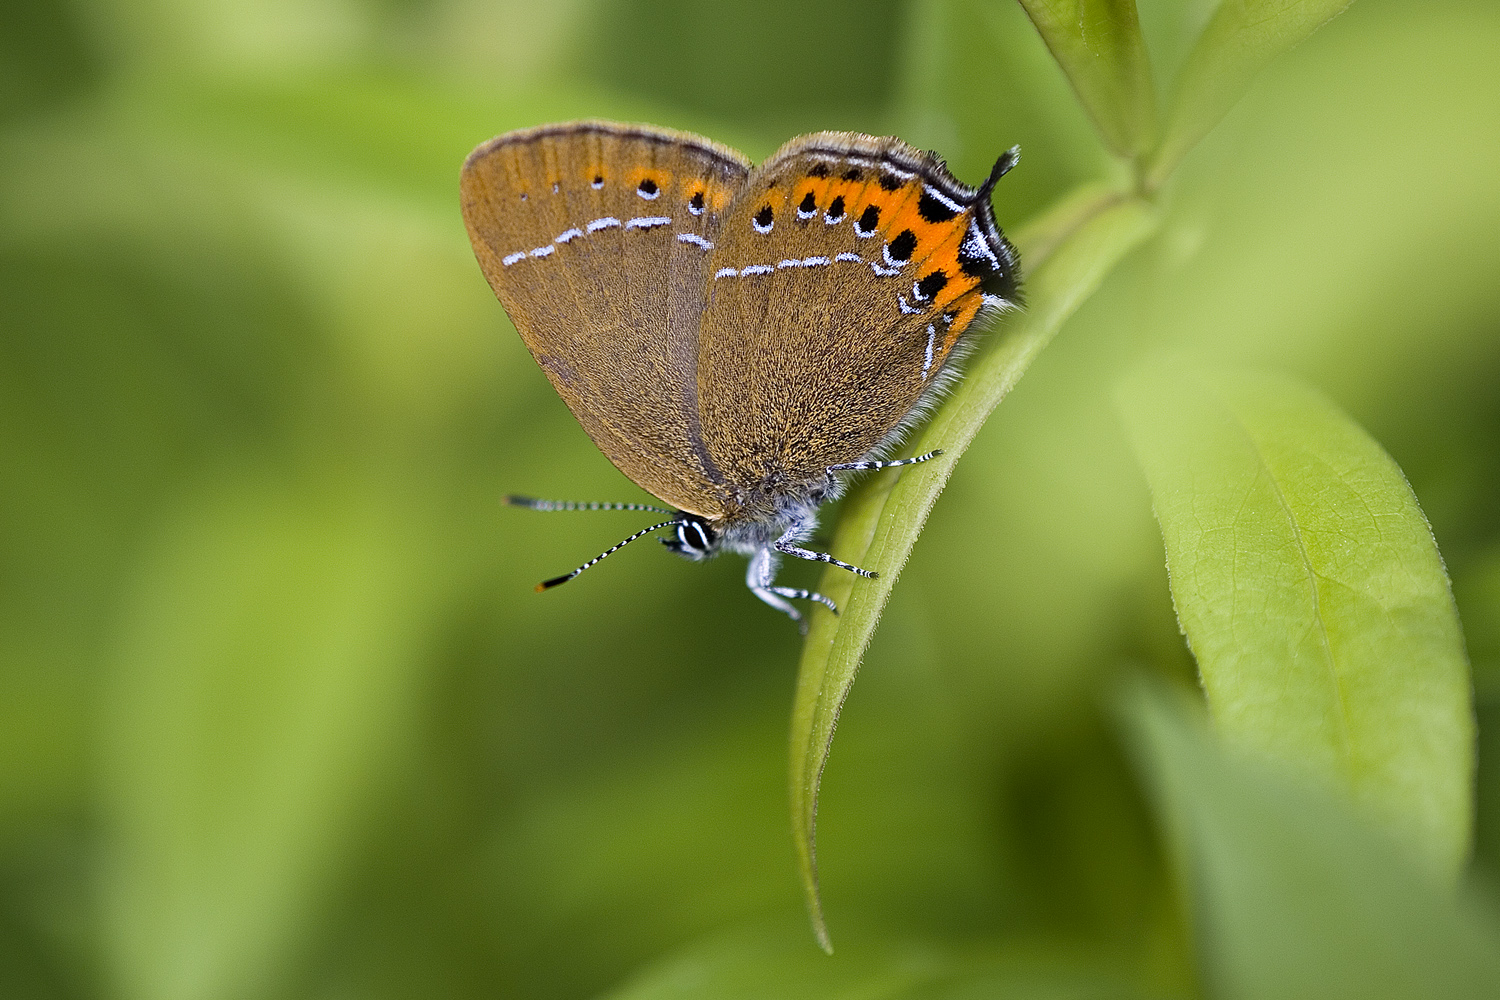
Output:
top-left (1147, 0), bottom-right (1357, 187)
top-left (1121, 677), bottom-right (1500, 1000)
top-left (1016, 0), bottom-right (1159, 158)
top-left (1116, 365), bottom-right (1473, 876)
top-left (790, 186), bottom-right (1159, 952)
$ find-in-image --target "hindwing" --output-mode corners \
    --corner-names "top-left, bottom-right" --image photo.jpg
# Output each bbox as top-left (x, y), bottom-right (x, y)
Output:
top-left (694, 132), bottom-right (1020, 513)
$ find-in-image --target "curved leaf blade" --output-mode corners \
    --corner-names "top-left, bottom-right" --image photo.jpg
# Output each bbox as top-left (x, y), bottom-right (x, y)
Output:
top-left (1122, 677), bottom-right (1500, 999)
top-left (790, 188), bottom-right (1159, 951)
top-left (1116, 365), bottom-right (1473, 875)
top-left (1017, 0), bottom-right (1159, 158)
top-left (1147, 0), bottom-right (1357, 186)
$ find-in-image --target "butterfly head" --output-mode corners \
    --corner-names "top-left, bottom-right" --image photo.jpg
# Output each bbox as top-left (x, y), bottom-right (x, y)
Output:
top-left (662, 513), bottom-right (718, 561)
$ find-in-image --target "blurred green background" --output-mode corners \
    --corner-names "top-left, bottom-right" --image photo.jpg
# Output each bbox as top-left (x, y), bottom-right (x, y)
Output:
top-left (2, 0), bottom-right (1498, 997)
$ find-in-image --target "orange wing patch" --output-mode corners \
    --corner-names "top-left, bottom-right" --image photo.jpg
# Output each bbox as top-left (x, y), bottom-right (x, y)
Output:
top-left (939, 291), bottom-right (985, 354)
top-left (872, 182), bottom-right (978, 299)
top-left (625, 165), bottom-right (672, 202)
top-left (914, 214), bottom-right (980, 310)
top-left (789, 174), bottom-right (834, 221)
top-left (808, 171), bottom-right (857, 224)
top-left (749, 140), bottom-right (1019, 379)
top-left (786, 160), bottom-right (1011, 321)
top-left (583, 161), bottom-right (609, 189)
top-left (843, 170), bottom-right (913, 240)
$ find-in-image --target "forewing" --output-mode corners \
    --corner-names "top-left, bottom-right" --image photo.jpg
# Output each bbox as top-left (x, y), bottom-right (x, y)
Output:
top-left (696, 132), bottom-right (1020, 508)
top-left (461, 121), bottom-right (750, 516)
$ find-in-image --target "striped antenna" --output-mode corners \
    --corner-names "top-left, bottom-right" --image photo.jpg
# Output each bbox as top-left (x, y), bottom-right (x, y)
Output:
top-left (504, 495), bottom-right (676, 515)
top-left (534, 519), bottom-right (678, 592)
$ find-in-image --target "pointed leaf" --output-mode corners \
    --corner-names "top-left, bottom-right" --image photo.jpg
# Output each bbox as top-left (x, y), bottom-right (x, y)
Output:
top-left (790, 187), bottom-right (1159, 951)
top-left (1147, 0), bottom-right (1357, 186)
top-left (1122, 678), bottom-right (1500, 1000)
top-left (1116, 365), bottom-right (1473, 875)
top-left (1017, 0), bottom-right (1159, 158)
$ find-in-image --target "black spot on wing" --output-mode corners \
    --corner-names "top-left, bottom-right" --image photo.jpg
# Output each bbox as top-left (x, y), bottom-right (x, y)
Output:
top-left (918, 190), bottom-right (959, 223)
top-left (916, 270), bottom-right (949, 301)
top-left (888, 229), bottom-right (917, 262)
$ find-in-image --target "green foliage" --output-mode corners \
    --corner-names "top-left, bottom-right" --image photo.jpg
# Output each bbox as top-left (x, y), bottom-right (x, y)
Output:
top-left (2, 0), bottom-right (1498, 997)
top-left (792, 189), bottom-right (1159, 950)
top-left (1124, 679), bottom-right (1500, 999)
top-left (1118, 365), bottom-right (1472, 876)
top-left (792, 0), bottom-right (1466, 949)
top-left (1146, 0), bottom-right (1357, 186)
top-left (1016, 0), bottom-right (1158, 158)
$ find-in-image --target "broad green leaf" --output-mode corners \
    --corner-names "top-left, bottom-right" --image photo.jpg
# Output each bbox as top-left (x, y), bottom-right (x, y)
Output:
top-left (791, 186), bottom-right (1159, 951)
top-left (1116, 365), bottom-right (1472, 876)
top-left (1146, 0), bottom-right (1357, 187)
top-left (1017, 0), bottom-right (1159, 158)
top-left (101, 472), bottom-right (435, 1000)
top-left (1122, 678), bottom-right (1500, 1000)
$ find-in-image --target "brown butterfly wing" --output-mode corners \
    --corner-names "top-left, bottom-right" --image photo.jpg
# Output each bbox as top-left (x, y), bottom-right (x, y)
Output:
top-left (461, 121), bottom-right (751, 517)
top-left (694, 132), bottom-right (1020, 517)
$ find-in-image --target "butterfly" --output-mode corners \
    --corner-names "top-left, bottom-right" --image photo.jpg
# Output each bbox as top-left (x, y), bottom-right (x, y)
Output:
top-left (461, 120), bottom-right (1020, 629)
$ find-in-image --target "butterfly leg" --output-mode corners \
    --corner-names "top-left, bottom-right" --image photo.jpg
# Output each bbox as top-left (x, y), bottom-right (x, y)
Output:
top-left (746, 548), bottom-right (838, 633)
top-left (773, 529), bottom-right (878, 580)
top-left (826, 449), bottom-right (943, 474)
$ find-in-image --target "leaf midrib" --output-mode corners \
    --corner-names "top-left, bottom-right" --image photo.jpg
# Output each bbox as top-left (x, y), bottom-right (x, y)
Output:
top-left (1213, 385), bottom-right (1353, 767)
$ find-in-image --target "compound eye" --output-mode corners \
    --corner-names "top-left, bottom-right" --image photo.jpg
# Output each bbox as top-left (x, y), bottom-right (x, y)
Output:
top-left (677, 518), bottom-right (712, 553)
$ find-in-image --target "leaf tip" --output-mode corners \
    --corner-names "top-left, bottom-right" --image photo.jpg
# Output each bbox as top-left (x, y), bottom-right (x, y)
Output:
top-left (811, 910), bottom-right (833, 955)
